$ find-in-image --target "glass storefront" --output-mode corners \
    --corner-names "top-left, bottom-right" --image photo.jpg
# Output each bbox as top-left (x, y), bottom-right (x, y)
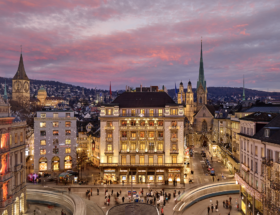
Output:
top-left (241, 201), bottom-right (246, 214)
top-left (156, 175), bottom-right (164, 183)
top-left (147, 175), bottom-right (154, 183)
top-left (129, 175), bottom-right (137, 183)
top-left (120, 175), bottom-right (127, 182)
top-left (138, 175), bottom-right (145, 183)
top-left (39, 157), bottom-right (47, 171)
top-left (104, 173), bottom-right (116, 181)
top-left (64, 156), bottom-right (72, 169)
top-left (255, 198), bottom-right (263, 215)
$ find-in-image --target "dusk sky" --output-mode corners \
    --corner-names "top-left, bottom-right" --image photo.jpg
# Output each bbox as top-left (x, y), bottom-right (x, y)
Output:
top-left (0, 0), bottom-right (279, 91)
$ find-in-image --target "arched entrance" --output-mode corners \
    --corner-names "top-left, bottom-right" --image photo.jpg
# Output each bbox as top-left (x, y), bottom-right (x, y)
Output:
top-left (200, 135), bottom-right (209, 148)
top-left (64, 156), bottom-right (72, 169)
top-left (52, 156), bottom-right (60, 171)
top-left (39, 157), bottom-right (47, 171)
top-left (20, 193), bottom-right (24, 213)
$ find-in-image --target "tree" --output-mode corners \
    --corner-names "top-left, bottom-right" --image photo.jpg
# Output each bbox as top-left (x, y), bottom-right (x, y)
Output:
top-left (75, 150), bottom-right (88, 181)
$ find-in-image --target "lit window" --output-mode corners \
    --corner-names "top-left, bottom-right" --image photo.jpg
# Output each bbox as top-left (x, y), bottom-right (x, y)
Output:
top-left (170, 109), bottom-right (178, 115)
top-left (140, 131), bottom-right (145, 138)
top-left (131, 132), bottom-right (136, 138)
top-left (53, 139), bottom-right (59, 145)
top-left (140, 120), bottom-right (145, 126)
top-left (149, 156), bottom-right (153, 164)
top-left (158, 120), bottom-right (163, 126)
top-left (39, 157), bottom-right (47, 171)
top-left (65, 130), bottom-right (71, 135)
top-left (40, 122), bottom-right (46, 128)
top-left (140, 142), bottom-right (145, 150)
top-left (171, 121), bottom-right (177, 127)
top-left (172, 144), bottom-right (177, 150)
top-left (121, 156), bottom-right (126, 164)
top-left (122, 109), bottom-right (126, 116)
top-left (106, 109), bottom-right (112, 115)
top-left (20, 132), bottom-right (23, 142)
top-left (53, 122), bottom-right (59, 127)
top-left (107, 121), bottom-right (113, 127)
top-left (107, 132), bottom-right (112, 138)
top-left (53, 130), bottom-right (59, 136)
top-left (40, 149), bottom-right (46, 155)
top-left (66, 113), bottom-right (71, 118)
top-left (158, 156), bottom-right (163, 164)
top-left (121, 131), bottom-right (127, 138)
top-left (53, 113), bottom-right (58, 118)
top-left (65, 122), bottom-right (71, 127)
top-left (149, 121), bottom-right (154, 126)
top-left (65, 139), bottom-right (71, 145)
top-left (149, 109), bottom-right (154, 116)
top-left (107, 145), bottom-right (112, 151)
top-left (140, 109), bottom-right (145, 114)
top-left (121, 120), bottom-right (127, 126)
top-left (131, 143), bottom-right (136, 150)
top-left (149, 132), bottom-right (154, 138)
top-left (40, 140), bottom-right (46, 145)
top-left (121, 143), bottom-right (127, 150)
top-left (131, 155), bottom-right (136, 164)
top-left (130, 120), bottom-right (136, 126)
top-left (131, 109), bottom-right (136, 116)
top-left (64, 156), bottom-right (72, 169)
top-left (158, 109), bottom-right (163, 116)
top-left (140, 156), bottom-right (144, 164)
top-left (15, 133), bottom-right (18, 144)
top-left (157, 142), bottom-right (163, 151)
top-left (40, 114), bottom-right (46, 118)
top-left (108, 156), bottom-right (112, 163)
top-left (40, 131), bottom-right (46, 136)
top-left (158, 131), bottom-right (163, 138)
top-left (172, 156), bottom-right (177, 163)
top-left (65, 148), bottom-right (71, 153)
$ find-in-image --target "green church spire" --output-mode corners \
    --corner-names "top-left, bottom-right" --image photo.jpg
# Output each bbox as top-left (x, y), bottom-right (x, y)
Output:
top-left (243, 75), bottom-right (245, 101)
top-left (3, 79), bottom-right (8, 100)
top-left (197, 39), bottom-right (206, 90)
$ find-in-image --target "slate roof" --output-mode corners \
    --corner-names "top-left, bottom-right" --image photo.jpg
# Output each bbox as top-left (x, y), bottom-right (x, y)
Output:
top-left (240, 112), bottom-right (278, 122)
top-left (111, 92), bottom-right (176, 108)
top-left (13, 54), bottom-right (29, 80)
top-left (205, 105), bottom-right (216, 116)
top-left (253, 114), bottom-right (280, 145)
top-left (244, 106), bottom-right (280, 113)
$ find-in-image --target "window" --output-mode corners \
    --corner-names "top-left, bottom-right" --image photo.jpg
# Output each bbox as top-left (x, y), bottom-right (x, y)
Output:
top-left (40, 131), bottom-right (46, 136)
top-left (107, 121), bottom-right (113, 127)
top-left (65, 139), bottom-right (71, 145)
top-left (256, 180), bottom-right (258, 190)
top-left (121, 156), bottom-right (126, 164)
top-left (158, 109), bottom-right (163, 116)
top-left (108, 156), bottom-right (112, 163)
top-left (157, 142), bottom-right (163, 151)
top-left (130, 120), bottom-right (136, 126)
top-left (66, 130), bottom-right (71, 135)
top-left (121, 143), bottom-right (127, 150)
top-left (20, 132), bottom-right (23, 142)
top-left (53, 122), bottom-right (59, 127)
top-left (140, 142), bottom-right (145, 150)
top-left (200, 97), bottom-right (202, 103)
top-left (172, 144), bottom-right (177, 151)
top-left (171, 121), bottom-right (177, 127)
top-left (158, 131), bottom-right (163, 138)
top-left (40, 140), bottom-right (46, 145)
top-left (158, 156), bottom-right (163, 164)
top-left (171, 132), bottom-right (177, 138)
top-left (130, 142), bottom-right (136, 150)
top-left (172, 156), bottom-right (177, 163)
top-left (106, 109), bottom-right (112, 115)
top-left (53, 139), bottom-right (59, 145)
top-left (40, 113), bottom-right (46, 118)
top-left (149, 142), bottom-right (154, 151)
top-left (40, 122), bottom-right (46, 128)
top-left (122, 109), bottom-right (126, 116)
top-left (140, 120), bottom-right (145, 126)
top-left (255, 146), bottom-right (258, 156)
top-left (140, 156), bottom-right (144, 164)
top-left (65, 122), bottom-right (71, 127)
top-left (64, 156), bottom-right (72, 169)
top-left (158, 120), bottom-right (163, 126)
top-left (121, 131), bottom-right (127, 138)
top-left (149, 156), bottom-right (153, 164)
top-left (140, 109), bottom-right (145, 115)
top-left (53, 130), bottom-right (59, 136)
top-left (149, 132), bottom-right (154, 138)
top-left (131, 155), bottom-right (136, 164)
top-left (107, 132), bottom-right (113, 138)
top-left (149, 120), bottom-right (154, 126)
top-left (139, 131), bottom-right (145, 138)
top-left (107, 144), bottom-right (112, 151)
top-left (247, 128), bottom-right (249, 135)
top-left (39, 157), bottom-right (47, 171)
top-left (131, 109), bottom-right (136, 116)
top-left (250, 128), bottom-right (253, 136)
top-left (170, 108), bottom-right (178, 115)
top-left (65, 148), bottom-right (71, 153)
top-left (202, 120), bottom-right (207, 132)
top-left (53, 113), bottom-right (58, 118)
top-left (149, 109), bottom-right (154, 116)
top-left (264, 129), bottom-right (270, 137)
top-left (131, 132), bottom-right (136, 138)
top-left (255, 162), bottom-right (258, 173)
top-left (121, 120), bottom-right (127, 126)
top-left (40, 149), bottom-right (46, 155)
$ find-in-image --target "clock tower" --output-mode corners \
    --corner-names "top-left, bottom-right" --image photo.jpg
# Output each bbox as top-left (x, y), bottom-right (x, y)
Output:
top-left (12, 53), bottom-right (30, 103)
top-left (196, 40), bottom-right (207, 111)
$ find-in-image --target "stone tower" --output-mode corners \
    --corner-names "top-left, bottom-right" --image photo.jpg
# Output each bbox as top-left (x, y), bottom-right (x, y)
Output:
top-left (185, 80), bottom-right (194, 124)
top-left (196, 40), bottom-right (207, 111)
top-left (177, 81), bottom-right (185, 104)
top-left (12, 54), bottom-right (30, 103)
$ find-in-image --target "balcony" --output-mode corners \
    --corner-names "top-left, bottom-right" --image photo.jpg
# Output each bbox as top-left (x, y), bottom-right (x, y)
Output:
top-left (138, 126), bottom-right (146, 130)
top-left (120, 126), bottom-right (128, 130)
top-left (0, 197), bottom-right (13, 208)
top-left (170, 150), bottom-right (179, 154)
top-left (104, 150), bottom-right (114, 154)
top-left (130, 137), bottom-right (137, 140)
top-left (14, 164), bottom-right (23, 172)
top-left (120, 137), bottom-right (127, 141)
top-left (129, 126), bottom-right (137, 130)
top-left (157, 126), bottom-right (164, 130)
top-left (119, 113), bottom-right (164, 117)
top-left (106, 137), bottom-right (113, 142)
top-left (100, 163), bottom-right (183, 167)
top-left (157, 137), bottom-right (164, 141)
top-left (241, 163), bottom-right (250, 172)
top-left (262, 157), bottom-right (273, 166)
top-left (171, 138), bottom-right (178, 142)
top-left (147, 126), bottom-right (155, 130)
top-left (105, 126), bottom-right (114, 130)
top-left (169, 126), bottom-right (179, 130)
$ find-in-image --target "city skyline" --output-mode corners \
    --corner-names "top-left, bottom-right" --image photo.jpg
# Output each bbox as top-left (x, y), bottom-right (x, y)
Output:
top-left (0, 0), bottom-right (279, 91)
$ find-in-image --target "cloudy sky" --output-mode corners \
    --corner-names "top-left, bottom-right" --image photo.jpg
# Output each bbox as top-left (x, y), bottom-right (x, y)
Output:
top-left (0, 0), bottom-right (279, 91)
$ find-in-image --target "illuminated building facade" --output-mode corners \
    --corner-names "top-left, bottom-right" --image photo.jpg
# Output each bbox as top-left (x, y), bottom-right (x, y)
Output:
top-left (100, 92), bottom-right (185, 184)
top-left (34, 109), bottom-right (77, 173)
top-left (0, 97), bottom-right (27, 215)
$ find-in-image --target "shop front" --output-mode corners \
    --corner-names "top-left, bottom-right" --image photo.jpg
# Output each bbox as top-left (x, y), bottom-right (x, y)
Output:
top-left (156, 169), bottom-right (165, 183)
top-left (103, 169), bottom-right (116, 182)
top-left (128, 170), bottom-right (137, 183)
top-left (147, 172), bottom-right (155, 183)
top-left (254, 198), bottom-right (263, 215)
top-left (241, 191), bottom-right (247, 215)
top-left (119, 169), bottom-right (127, 183)
top-left (168, 169), bottom-right (181, 183)
top-left (39, 157), bottom-right (47, 171)
top-left (138, 170), bottom-right (146, 183)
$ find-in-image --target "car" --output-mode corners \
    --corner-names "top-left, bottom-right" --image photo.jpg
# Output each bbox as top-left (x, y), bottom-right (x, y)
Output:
top-left (66, 170), bottom-right (79, 176)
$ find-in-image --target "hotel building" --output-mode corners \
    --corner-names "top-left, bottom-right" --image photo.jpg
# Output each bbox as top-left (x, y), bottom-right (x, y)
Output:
top-left (99, 92), bottom-right (185, 184)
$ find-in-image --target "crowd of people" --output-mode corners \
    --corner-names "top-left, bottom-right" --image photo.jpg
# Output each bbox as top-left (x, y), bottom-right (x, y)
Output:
top-left (207, 196), bottom-right (239, 215)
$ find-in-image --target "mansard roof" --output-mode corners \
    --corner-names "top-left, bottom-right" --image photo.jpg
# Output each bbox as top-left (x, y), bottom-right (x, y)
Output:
top-left (13, 54), bottom-right (29, 81)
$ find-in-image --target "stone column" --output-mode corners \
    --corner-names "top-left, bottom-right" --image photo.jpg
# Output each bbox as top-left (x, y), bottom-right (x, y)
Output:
top-left (180, 167), bottom-right (184, 184)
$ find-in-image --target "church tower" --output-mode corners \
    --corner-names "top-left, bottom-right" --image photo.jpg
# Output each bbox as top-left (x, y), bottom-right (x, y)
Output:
top-left (185, 80), bottom-right (194, 124)
top-left (196, 40), bottom-right (207, 111)
top-left (177, 81), bottom-right (185, 104)
top-left (12, 53), bottom-right (30, 103)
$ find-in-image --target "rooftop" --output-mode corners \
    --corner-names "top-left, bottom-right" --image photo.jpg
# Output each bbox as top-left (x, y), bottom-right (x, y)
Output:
top-left (244, 106), bottom-right (280, 113)
top-left (240, 112), bottom-right (278, 122)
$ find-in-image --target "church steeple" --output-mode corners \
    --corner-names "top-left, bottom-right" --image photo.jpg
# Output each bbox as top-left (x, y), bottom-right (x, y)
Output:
top-left (197, 39), bottom-right (206, 90)
top-left (3, 79), bottom-right (8, 100)
top-left (13, 53), bottom-right (29, 80)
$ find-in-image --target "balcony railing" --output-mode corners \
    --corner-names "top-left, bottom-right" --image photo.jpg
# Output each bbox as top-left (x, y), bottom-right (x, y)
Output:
top-left (105, 126), bottom-right (114, 130)
top-left (120, 126), bottom-right (128, 129)
top-left (119, 113), bottom-right (164, 117)
top-left (157, 137), bottom-right (164, 140)
top-left (171, 138), bottom-right (178, 142)
top-left (14, 164), bottom-right (23, 172)
top-left (157, 126), bottom-right (164, 130)
top-left (106, 137), bottom-right (113, 142)
top-left (0, 170), bottom-right (13, 182)
top-left (104, 150), bottom-right (114, 154)
top-left (120, 137), bottom-right (127, 141)
top-left (0, 146), bottom-right (10, 154)
top-left (170, 150), bottom-right (179, 154)
top-left (0, 197), bottom-right (13, 208)
top-left (100, 163), bottom-right (183, 167)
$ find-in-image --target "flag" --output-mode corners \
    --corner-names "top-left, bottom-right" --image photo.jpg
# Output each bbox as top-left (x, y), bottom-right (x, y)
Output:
top-left (175, 83), bottom-right (177, 98)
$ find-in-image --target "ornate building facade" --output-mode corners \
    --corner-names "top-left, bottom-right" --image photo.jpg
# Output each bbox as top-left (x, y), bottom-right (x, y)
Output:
top-left (35, 86), bottom-right (64, 107)
top-left (12, 54), bottom-right (30, 103)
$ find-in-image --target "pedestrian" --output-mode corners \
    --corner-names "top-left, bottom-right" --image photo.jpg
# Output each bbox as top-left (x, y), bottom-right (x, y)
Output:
top-left (108, 195), bottom-right (110, 200)
top-left (213, 176), bottom-right (214, 182)
top-left (229, 204), bottom-right (232, 211)
top-left (120, 189), bottom-right (122, 194)
top-left (154, 196), bottom-right (156, 204)
top-left (217, 178), bottom-right (219, 182)
top-left (68, 187), bottom-right (71, 193)
top-left (229, 196), bottom-right (232, 203)
top-left (223, 201), bottom-right (225, 208)
top-left (178, 191), bottom-right (180, 196)
top-left (237, 203), bottom-right (239, 211)
top-left (91, 188), bottom-right (92, 196)
top-left (97, 188), bottom-right (99, 195)
top-left (111, 190), bottom-right (113, 195)
top-left (147, 198), bottom-right (149, 204)
top-left (207, 206), bottom-right (210, 214)
top-left (163, 199), bottom-right (166, 206)
top-left (161, 207), bottom-right (164, 215)
top-left (216, 200), bottom-right (218, 208)
top-left (61, 209), bottom-right (64, 215)
top-left (211, 204), bottom-right (214, 212)
top-left (107, 198), bottom-right (110, 206)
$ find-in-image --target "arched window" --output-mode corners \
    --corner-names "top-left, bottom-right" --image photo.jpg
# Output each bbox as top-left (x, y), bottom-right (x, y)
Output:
top-left (202, 120), bottom-right (207, 132)
top-left (64, 156), bottom-right (72, 169)
top-left (52, 156), bottom-right (60, 171)
top-left (39, 157), bottom-right (47, 171)
top-left (200, 97), bottom-right (202, 103)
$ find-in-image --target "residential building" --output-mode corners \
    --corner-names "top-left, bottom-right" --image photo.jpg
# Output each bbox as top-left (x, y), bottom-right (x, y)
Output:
top-left (99, 92), bottom-right (185, 184)
top-left (34, 108), bottom-right (77, 173)
top-left (0, 97), bottom-right (27, 215)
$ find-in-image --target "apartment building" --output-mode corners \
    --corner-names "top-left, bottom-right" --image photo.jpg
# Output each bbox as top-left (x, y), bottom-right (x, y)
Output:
top-left (237, 112), bottom-right (279, 215)
top-left (99, 92), bottom-right (185, 184)
top-left (34, 108), bottom-right (77, 173)
top-left (0, 98), bottom-right (27, 215)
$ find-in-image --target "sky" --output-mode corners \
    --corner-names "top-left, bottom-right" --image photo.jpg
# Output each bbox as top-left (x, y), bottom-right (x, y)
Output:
top-left (0, 0), bottom-right (280, 91)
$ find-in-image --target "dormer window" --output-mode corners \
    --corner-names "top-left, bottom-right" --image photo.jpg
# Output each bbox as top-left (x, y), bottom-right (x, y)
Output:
top-left (264, 129), bottom-right (270, 137)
